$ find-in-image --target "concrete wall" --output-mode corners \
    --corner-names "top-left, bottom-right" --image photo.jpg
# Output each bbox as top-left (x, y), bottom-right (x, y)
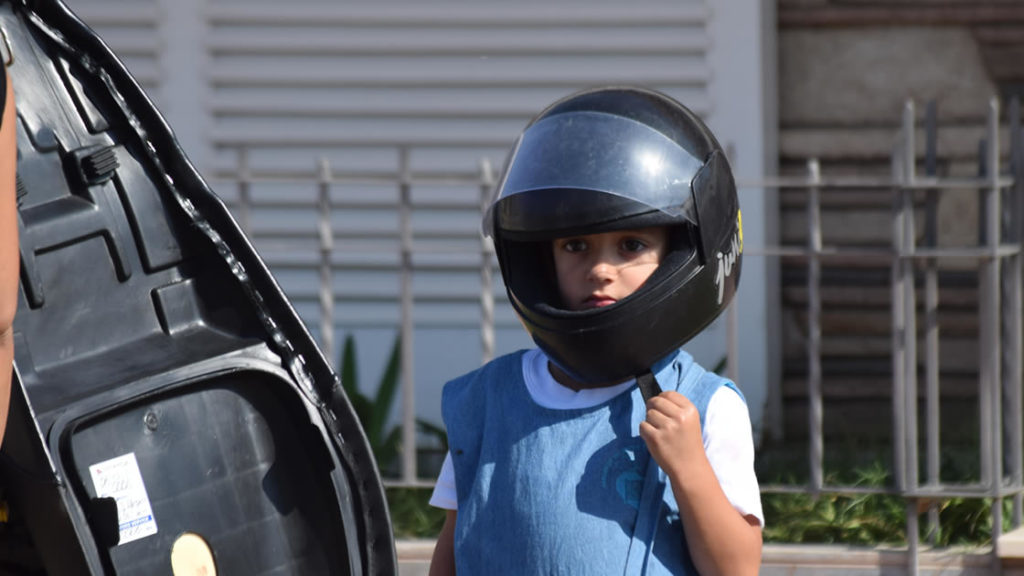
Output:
top-left (774, 1), bottom-right (1015, 445)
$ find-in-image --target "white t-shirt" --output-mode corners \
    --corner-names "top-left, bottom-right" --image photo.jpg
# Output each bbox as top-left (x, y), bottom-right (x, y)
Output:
top-left (429, 349), bottom-right (764, 526)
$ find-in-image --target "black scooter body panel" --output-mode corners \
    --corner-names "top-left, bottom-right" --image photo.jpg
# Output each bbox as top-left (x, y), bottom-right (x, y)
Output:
top-left (2, 1), bottom-right (396, 573)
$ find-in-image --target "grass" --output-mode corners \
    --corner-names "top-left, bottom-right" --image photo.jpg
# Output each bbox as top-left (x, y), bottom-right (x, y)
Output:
top-left (756, 442), bottom-right (1013, 548)
top-left (761, 486), bottom-right (1010, 548)
top-left (761, 462), bottom-right (907, 545)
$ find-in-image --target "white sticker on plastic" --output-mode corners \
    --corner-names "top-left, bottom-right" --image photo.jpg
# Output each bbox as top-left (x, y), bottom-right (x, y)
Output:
top-left (89, 453), bottom-right (158, 545)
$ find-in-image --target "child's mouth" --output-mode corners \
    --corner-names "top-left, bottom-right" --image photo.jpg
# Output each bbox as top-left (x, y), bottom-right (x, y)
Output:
top-left (583, 296), bottom-right (617, 308)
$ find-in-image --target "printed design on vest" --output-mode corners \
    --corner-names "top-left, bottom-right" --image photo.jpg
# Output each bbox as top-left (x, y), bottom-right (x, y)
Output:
top-left (602, 444), bottom-right (645, 509)
top-left (576, 436), bottom-right (649, 534)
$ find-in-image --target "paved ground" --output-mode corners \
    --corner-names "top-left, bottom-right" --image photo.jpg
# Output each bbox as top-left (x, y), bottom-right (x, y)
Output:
top-left (397, 540), bottom-right (434, 576)
top-left (396, 540), bottom-right (1004, 575)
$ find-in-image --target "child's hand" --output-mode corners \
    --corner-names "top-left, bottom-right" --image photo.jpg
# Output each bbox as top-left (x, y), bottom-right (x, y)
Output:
top-left (639, 391), bottom-right (705, 479)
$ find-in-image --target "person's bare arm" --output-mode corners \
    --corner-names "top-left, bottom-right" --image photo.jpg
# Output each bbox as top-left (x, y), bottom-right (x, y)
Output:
top-left (428, 509), bottom-right (457, 576)
top-left (640, 391), bottom-right (762, 576)
top-left (0, 69), bottom-right (18, 448)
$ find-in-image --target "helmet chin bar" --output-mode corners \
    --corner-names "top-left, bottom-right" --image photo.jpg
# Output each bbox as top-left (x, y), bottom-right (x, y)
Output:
top-left (510, 238), bottom-right (718, 385)
top-left (518, 253), bottom-right (736, 386)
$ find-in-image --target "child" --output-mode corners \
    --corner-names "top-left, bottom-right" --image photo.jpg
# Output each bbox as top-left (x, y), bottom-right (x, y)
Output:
top-left (428, 87), bottom-right (762, 575)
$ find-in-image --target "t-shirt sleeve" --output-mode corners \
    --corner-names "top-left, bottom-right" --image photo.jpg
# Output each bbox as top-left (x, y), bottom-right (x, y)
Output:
top-left (429, 452), bottom-right (458, 510)
top-left (702, 386), bottom-right (764, 527)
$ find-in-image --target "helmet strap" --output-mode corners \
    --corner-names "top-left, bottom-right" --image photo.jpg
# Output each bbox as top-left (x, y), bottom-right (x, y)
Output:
top-left (637, 370), bottom-right (660, 403)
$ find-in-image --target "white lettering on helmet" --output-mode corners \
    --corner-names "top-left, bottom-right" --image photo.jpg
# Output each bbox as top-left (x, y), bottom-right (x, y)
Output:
top-left (714, 231), bottom-right (741, 305)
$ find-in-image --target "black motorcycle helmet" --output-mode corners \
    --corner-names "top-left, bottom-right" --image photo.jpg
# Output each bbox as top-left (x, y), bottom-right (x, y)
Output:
top-left (484, 86), bottom-right (742, 385)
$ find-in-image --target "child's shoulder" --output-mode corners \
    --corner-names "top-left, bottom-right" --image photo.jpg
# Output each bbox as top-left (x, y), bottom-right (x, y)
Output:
top-left (441, 349), bottom-right (532, 424)
top-left (445, 349), bottom-right (530, 388)
top-left (667, 348), bottom-right (745, 406)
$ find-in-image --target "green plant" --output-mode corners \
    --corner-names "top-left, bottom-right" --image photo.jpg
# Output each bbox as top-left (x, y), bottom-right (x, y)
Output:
top-left (931, 497), bottom-right (1012, 547)
top-left (337, 334), bottom-right (452, 538)
top-left (760, 456), bottom-right (1013, 548)
top-left (340, 333), bottom-right (403, 472)
top-left (338, 333), bottom-right (449, 476)
top-left (712, 355), bottom-right (727, 376)
top-left (762, 463), bottom-right (906, 545)
top-left (386, 487), bottom-right (448, 538)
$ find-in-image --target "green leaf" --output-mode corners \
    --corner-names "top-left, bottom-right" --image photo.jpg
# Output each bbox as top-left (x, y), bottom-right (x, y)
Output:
top-left (339, 334), bottom-right (376, 440)
top-left (377, 425), bottom-right (403, 471)
top-left (369, 334), bottom-right (402, 444)
top-left (711, 355), bottom-right (728, 375)
top-left (417, 418), bottom-right (449, 451)
top-left (340, 335), bottom-right (358, 398)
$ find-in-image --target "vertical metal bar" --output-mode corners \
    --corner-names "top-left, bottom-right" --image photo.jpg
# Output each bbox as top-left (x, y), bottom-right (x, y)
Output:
top-left (891, 115), bottom-right (908, 495)
top-left (985, 99), bottom-right (1005, 556)
top-left (237, 147), bottom-right (251, 234)
top-left (479, 158), bottom-right (496, 365)
top-left (994, 499), bottom-right (1006, 574)
top-left (979, 101), bottom-right (1002, 498)
top-left (907, 500), bottom-right (920, 576)
top-left (979, 135), bottom-right (994, 490)
top-left (901, 101), bottom-right (920, 576)
top-left (727, 293), bottom-right (740, 385)
top-left (807, 158), bottom-right (823, 495)
top-left (398, 147), bottom-right (418, 484)
top-left (317, 158), bottom-right (335, 368)
top-left (902, 101), bottom-right (920, 492)
top-left (923, 100), bottom-right (942, 543)
top-left (1009, 98), bottom-right (1024, 528)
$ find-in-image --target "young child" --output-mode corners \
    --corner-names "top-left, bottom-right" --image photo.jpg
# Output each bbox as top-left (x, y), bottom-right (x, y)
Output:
top-left (428, 87), bottom-right (762, 575)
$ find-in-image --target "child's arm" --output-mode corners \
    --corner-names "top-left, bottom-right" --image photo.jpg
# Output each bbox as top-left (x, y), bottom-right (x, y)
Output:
top-left (428, 510), bottom-right (458, 576)
top-left (0, 69), bottom-right (17, 449)
top-left (640, 391), bottom-right (762, 576)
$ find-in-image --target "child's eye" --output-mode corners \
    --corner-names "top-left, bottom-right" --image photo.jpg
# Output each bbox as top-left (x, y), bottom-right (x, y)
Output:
top-left (621, 238), bottom-right (648, 252)
top-left (562, 239), bottom-right (587, 253)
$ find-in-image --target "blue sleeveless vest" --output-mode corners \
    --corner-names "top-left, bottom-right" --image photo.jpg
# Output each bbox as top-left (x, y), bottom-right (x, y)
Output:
top-left (442, 348), bottom-right (741, 575)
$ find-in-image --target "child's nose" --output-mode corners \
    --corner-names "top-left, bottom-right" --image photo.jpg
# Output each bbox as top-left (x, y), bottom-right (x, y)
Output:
top-left (587, 258), bottom-right (616, 282)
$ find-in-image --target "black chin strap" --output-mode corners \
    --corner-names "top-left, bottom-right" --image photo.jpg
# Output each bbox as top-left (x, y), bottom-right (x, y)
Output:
top-left (626, 368), bottom-right (667, 574)
top-left (637, 371), bottom-right (660, 403)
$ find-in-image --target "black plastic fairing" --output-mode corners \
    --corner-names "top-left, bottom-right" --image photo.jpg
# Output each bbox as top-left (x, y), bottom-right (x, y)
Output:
top-left (2, 1), bottom-right (396, 573)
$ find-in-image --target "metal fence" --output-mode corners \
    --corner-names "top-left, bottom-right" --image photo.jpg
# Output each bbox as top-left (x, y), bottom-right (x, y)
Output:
top-left (216, 145), bottom-right (501, 488)
top-left (216, 98), bottom-right (1023, 574)
top-left (752, 97), bottom-right (1023, 575)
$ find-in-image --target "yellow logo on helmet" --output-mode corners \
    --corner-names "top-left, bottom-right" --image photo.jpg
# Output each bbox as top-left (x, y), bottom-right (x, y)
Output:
top-left (737, 210), bottom-right (743, 254)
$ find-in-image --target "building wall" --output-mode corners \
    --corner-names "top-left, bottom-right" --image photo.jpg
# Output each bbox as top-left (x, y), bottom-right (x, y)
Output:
top-left (776, 0), bottom-right (1016, 443)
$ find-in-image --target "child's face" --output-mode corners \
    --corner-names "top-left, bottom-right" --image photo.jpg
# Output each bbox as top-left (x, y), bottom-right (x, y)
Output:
top-left (551, 227), bottom-right (668, 311)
